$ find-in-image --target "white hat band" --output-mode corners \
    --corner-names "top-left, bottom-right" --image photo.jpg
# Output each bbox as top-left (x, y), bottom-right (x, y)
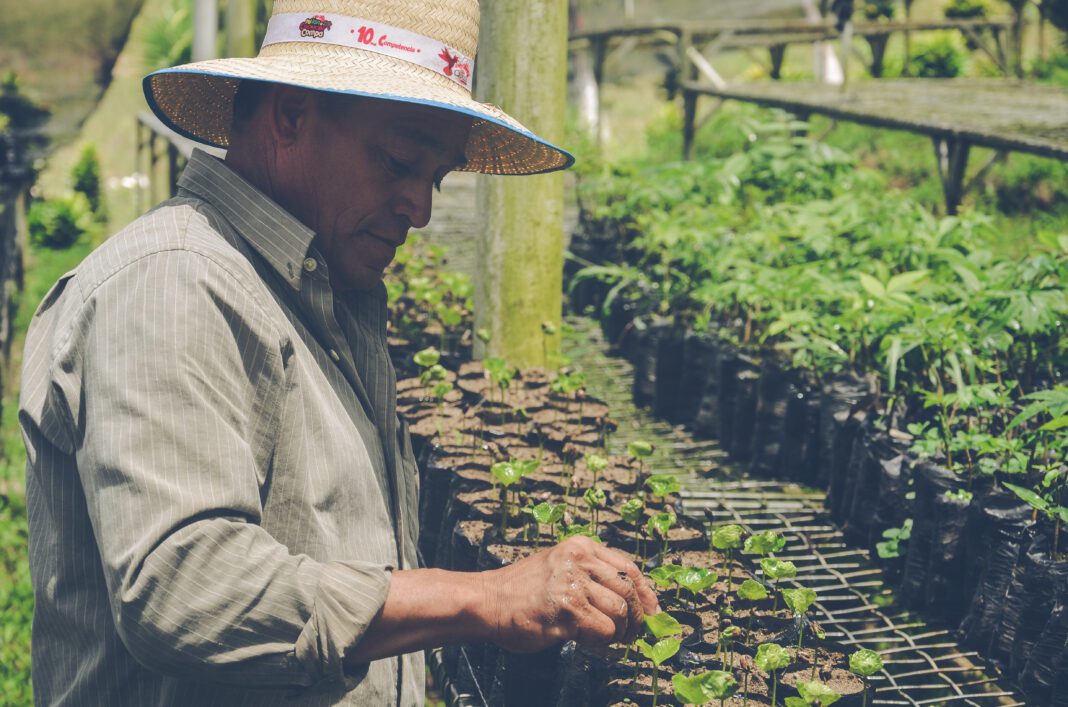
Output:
top-left (261, 13), bottom-right (475, 89)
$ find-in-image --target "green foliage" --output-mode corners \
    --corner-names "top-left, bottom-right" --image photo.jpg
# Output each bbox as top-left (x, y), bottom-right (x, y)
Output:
top-left (644, 611), bottom-right (684, 639)
top-left (794, 680), bottom-right (843, 706)
top-left (144, 0), bottom-right (193, 70)
top-left (944, 0), bottom-right (989, 19)
top-left (738, 578), bottom-right (769, 601)
top-left (649, 564), bottom-right (684, 589)
top-left (990, 154), bottom-right (1068, 214)
top-left (634, 636), bottom-right (682, 666)
top-left (28, 193), bottom-right (95, 249)
top-left (862, 0), bottom-right (895, 19)
top-left (742, 530), bottom-right (786, 556)
top-left (0, 493), bottom-right (32, 706)
top-left (491, 461), bottom-right (522, 488)
top-left (645, 474), bottom-right (681, 498)
top-left (71, 144), bottom-right (105, 220)
top-left (531, 502), bottom-right (565, 526)
top-left (646, 511), bottom-right (677, 539)
top-left (782, 587), bottom-right (818, 616)
top-left (584, 453), bottom-right (609, 474)
top-left (755, 642), bottom-right (792, 672)
top-left (676, 568), bottom-right (718, 595)
top-left (760, 557), bottom-right (798, 582)
top-left (849, 648), bottom-right (884, 676)
top-left (711, 524), bottom-right (744, 551)
top-left (1032, 53), bottom-right (1068, 86)
top-left (907, 33), bottom-right (966, 77)
top-left (876, 519), bottom-right (913, 559)
top-left (627, 440), bottom-right (655, 459)
top-left (672, 670), bottom-right (729, 705)
top-left (620, 497), bottom-right (645, 525)
top-left (583, 486), bottom-right (606, 509)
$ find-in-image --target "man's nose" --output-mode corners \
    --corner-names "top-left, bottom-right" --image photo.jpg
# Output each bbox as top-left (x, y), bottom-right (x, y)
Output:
top-left (395, 180), bottom-right (434, 230)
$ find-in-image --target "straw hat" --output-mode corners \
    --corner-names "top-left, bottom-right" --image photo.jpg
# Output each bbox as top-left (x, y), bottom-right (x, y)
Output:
top-left (143, 0), bottom-right (573, 175)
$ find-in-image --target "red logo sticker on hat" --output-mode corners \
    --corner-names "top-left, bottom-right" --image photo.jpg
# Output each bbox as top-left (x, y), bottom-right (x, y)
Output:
top-left (299, 15), bottom-right (333, 38)
top-left (438, 48), bottom-right (471, 87)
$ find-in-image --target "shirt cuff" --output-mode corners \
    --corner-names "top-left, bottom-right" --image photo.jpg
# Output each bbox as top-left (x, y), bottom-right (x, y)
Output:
top-left (293, 561), bottom-right (393, 691)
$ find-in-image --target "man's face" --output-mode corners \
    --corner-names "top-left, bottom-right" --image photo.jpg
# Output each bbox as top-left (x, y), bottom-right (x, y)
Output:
top-left (275, 92), bottom-right (471, 291)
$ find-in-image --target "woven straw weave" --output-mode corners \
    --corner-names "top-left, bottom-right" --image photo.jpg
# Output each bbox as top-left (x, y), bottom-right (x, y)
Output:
top-left (144, 0), bottom-right (570, 175)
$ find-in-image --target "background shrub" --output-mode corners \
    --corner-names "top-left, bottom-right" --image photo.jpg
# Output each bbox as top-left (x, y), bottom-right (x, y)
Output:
top-left (908, 33), bottom-right (967, 77)
top-left (71, 144), bottom-right (105, 221)
top-left (28, 193), bottom-right (95, 250)
top-left (944, 0), bottom-right (989, 19)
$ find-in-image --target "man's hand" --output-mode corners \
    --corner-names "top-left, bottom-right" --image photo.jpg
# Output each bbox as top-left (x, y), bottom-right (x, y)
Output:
top-left (479, 536), bottom-right (660, 655)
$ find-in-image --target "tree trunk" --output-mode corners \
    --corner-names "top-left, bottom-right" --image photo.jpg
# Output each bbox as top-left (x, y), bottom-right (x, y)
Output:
top-left (474, 0), bottom-right (568, 368)
top-left (226, 0), bottom-right (257, 58)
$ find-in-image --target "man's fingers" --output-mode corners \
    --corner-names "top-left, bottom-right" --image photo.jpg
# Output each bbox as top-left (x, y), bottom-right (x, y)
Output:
top-left (572, 596), bottom-right (618, 654)
top-left (591, 543), bottom-right (661, 614)
top-left (585, 580), bottom-right (634, 644)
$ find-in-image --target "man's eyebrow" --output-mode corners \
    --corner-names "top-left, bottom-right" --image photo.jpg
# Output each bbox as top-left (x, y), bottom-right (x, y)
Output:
top-left (392, 125), bottom-right (468, 169)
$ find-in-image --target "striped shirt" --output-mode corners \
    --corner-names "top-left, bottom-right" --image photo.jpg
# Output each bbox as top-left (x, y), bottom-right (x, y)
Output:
top-left (19, 149), bottom-right (423, 705)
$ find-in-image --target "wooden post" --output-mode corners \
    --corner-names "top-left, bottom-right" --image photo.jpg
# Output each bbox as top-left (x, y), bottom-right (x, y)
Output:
top-left (932, 136), bottom-right (971, 216)
top-left (902, 0), bottom-right (913, 75)
top-left (193, 0), bottom-right (218, 62)
top-left (226, 0), bottom-right (257, 58)
top-left (474, 0), bottom-right (568, 368)
top-left (769, 44), bottom-right (787, 79)
top-left (682, 89), bottom-right (698, 160)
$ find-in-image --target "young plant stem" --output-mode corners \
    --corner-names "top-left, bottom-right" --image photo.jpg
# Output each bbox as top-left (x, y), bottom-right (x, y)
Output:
top-left (652, 667), bottom-right (659, 707)
top-left (772, 673), bottom-right (778, 707)
top-left (743, 670), bottom-right (750, 707)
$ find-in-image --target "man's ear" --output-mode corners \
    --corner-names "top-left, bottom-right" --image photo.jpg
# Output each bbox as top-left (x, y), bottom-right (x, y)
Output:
top-left (267, 84), bottom-right (313, 147)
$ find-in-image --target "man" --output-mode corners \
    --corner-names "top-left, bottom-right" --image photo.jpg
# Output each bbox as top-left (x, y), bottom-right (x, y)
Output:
top-left (20, 0), bottom-right (657, 705)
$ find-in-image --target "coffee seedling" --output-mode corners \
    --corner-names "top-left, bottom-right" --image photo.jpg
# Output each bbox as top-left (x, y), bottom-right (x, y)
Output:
top-left (673, 670), bottom-right (738, 707)
top-left (676, 567), bottom-right (718, 609)
top-left (849, 648), bottom-right (884, 707)
top-left (711, 524), bottom-right (745, 601)
top-left (755, 642), bottom-right (792, 707)
top-left (646, 511), bottom-right (676, 564)
top-left (645, 474), bottom-right (681, 502)
top-left (491, 461), bottom-right (522, 533)
top-left (760, 557), bottom-right (798, 610)
top-left (634, 612), bottom-right (683, 707)
top-left (583, 486), bottom-right (606, 535)
top-left (737, 578), bottom-right (768, 646)
top-left (786, 680), bottom-right (842, 707)
top-left (627, 440), bottom-right (655, 486)
top-left (531, 501), bottom-right (565, 544)
top-left (743, 530), bottom-right (786, 557)
top-left (584, 452), bottom-right (609, 487)
top-left (781, 587), bottom-right (818, 653)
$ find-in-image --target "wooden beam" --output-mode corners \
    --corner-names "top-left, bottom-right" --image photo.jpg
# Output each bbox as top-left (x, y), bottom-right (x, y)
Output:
top-left (686, 45), bottom-right (727, 89)
top-left (683, 90), bottom-right (698, 161)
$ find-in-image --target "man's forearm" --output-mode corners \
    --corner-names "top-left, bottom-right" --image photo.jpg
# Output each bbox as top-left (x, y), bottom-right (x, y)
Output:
top-left (342, 537), bottom-right (660, 671)
top-left (344, 568), bottom-right (493, 666)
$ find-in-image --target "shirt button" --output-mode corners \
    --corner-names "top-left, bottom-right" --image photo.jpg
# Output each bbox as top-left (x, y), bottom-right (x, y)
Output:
top-left (303, 257), bottom-right (318, 273)
top-left (329, 349), bottom-right (340, 362)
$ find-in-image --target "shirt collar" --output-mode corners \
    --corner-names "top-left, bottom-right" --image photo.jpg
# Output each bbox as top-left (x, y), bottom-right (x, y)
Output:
top-left (177, 148), bottom-right (315, 291)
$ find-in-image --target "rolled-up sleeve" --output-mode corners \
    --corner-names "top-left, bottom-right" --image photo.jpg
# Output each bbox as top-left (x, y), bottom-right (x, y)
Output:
top-left (50, 249), bottom-right (389, 690)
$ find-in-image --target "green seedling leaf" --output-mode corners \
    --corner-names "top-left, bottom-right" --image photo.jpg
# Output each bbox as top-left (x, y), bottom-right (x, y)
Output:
top-left (857, 273), bottom-right (886, 299)
top-left (678, 568), bottom-right (718, 594)
top-left (432, 381), bottom-right (454, 399)
top-left (514, 458), bottom-right (541, 477)
top-left (755, 642), bottom-right (792, 672)
top-left (584, 453), bottom-right (609, 473)
top-left (1040, 415), bottom-right (1068, 431)
top-left (644, 474), bottom-right (681, 498)
top-left (420, 363), bottom-right (448, 386)
top-left (797, 680), bottom-right (842, 706)
top-left (620, 498), bottom-right (645, 525)
top-left (711, 524), bottom-right (744, 551)
top-left (634, 637), bottom-right (681, 666)
top-left (704, 670), bottom-right (739, 701)
top-left (785, 698), bottom-right (808, 707)
top-left (743, 530), bottom-right (786, 556)
top-left (671, 671), bottom-right (717, 705)
top-left (644, 611), bottom-right (684, 639)
top-left (648, 564), bottom-right (684, 590)
top-left (782, 587), bottom-right (818, 616)
top-left (737, 578), bottom-right (768, 601)
top-left (583, 486), bottom-right (606, 510)
top-left (848, 648), bottom-right (884, 677)
top-left (760, 558), bottom-right (798, 582)
top-left (646, 511), bottom-right (676, 539)
top-left (1003, 482), bottom-right (1050, 513)
top-left (721, 625), bottom-right (741, 640)
top-left (531, 502), bottom-right (565, 526)
top-left (413, 347), bottom-right (441, 368)
top-left (559, 525), bottom-right (602, 542)
top-left (627, 440), bottom-right (655, 459)
top-left (491, 461), bottom-right (521, 488)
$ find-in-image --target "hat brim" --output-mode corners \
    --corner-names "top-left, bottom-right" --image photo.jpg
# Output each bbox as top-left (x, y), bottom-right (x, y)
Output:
top-left (144, 49), bottom-right (574, 176)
